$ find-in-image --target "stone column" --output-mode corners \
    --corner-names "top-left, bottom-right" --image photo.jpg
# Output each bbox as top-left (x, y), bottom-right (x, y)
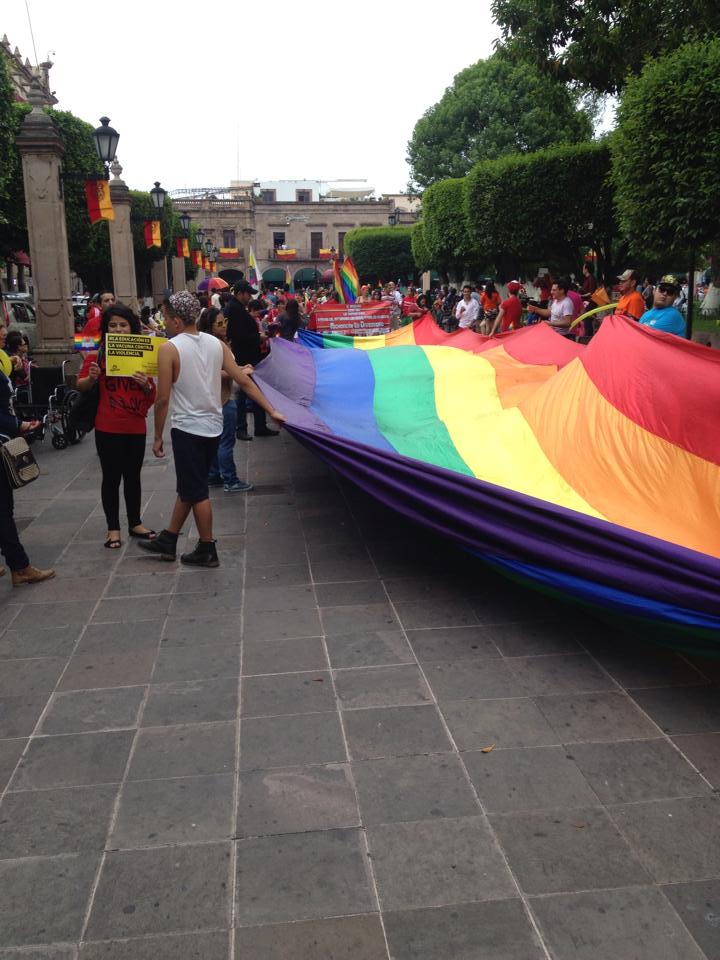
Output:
top-left (171, 256), bottom-right (186, 293)
top-left (15, 76), bottom-right (75, 366)
top-left (108, 160), bottom-right (138, 312)
top-left (150, 259), bottom-right (167, 306)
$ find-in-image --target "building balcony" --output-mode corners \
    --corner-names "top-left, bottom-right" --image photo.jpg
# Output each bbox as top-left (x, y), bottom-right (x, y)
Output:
top-left (268, 248), bottom-right (337, 261)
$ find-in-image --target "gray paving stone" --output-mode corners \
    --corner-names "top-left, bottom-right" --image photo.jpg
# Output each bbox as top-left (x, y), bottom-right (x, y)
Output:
top-left (76, 621), bottom-right (164, 652)
top-left (237, 763), bottom-right (359, 836)
top-left (352, 753), bottom-right (479, 825)
top-left (507, 653), bottom-right (615, 696)
top-left (244, 562), bottom-right (311, 587)
top-left (343, 705), bottom-right (452, 759)
top-left (241, 671), bottom-right (336, 717)
top-left (234, 915), bottom-right (387, 960)
top-left (161, 615), bottom-right (240, 646)
top-left (151, 642), bottom-right (239, 683)
top-left (40, 688), bottom-right (145, 735)
top-left (325, 629), bottom-right (413, 668)
top-left (489, 807), bottom-right (650, 894)
top-left (482, 619), bottom-right (583, 656)
top-left (243, 583), bottom-right (317, 612)
top-left (406, 626), bottom-right (499, 662)
top-left (58, 647), bottom-right (157, 693)
top-left (423, 658), bottom-right (525, 701)
top-left (8, 602), bottom-right (95, 631)
top-left (383, 899), bottom-right (545, 960)
top-left (0, 658), bottom-right (66, 698)
top-left (0, 947), bottom-right (76, 959)
top-left (0, 783), bottom-right (117, 858)
top-left (536, 691), bottom-right (660, 742)
top-left (244, 535), bottom-right (306, 566)
top-left (10, 730), bottom-right (134, 790)
top-left (0, 696), bottom-right (47, 738)
top-left (392, 599), bottom-right (479, 630)
top-left (235, 828), bottom-right (374, 925)
top-left (630, 685), bottom-right (720, 735)
top-left (312, 557), bottom-right (378, 582)
top-left (92, 596), bottom-right (170, 624)
top-left (673, 732), bottom-right (720, 787)
top-left (0, 739), bottom-right (26, 791)
top-left (86, 842), bottom-right (231, 939)
top-left (141, 677), bottom-right (238, 726)
top-left (334, 664), bottom-right (432, 709)
top-left (0, 624), bottom-right (81, 660)
top-left (242, 607), bottom-right (322, 642)
top-left (440, 697), bottom-right (559, 750)
top-left (104, 571), bottom-right (177, 597)
top-left (315, 580), bottom-right (388, 607)
top-left (240, 711), bottom-right (346, 770)
top-left (0, 853), bottom-right (99, 947)
top-left (127, 723), bottom-right (235, 780)
top-left (530, 886), bottom-right (707, 960)
top-left (610, 795), bottom-right (720, 882)
top-left (583, 640), bottom-right (708, 688)
top-left (321, 603), bottom-right (399, 635)
top-left (663, 879), bottom-right (720, 960)
top-left (242, 636), bottom-right (326, 675)
top-left (110, 773), bottom-right (234, 848)
top-left (465, 745), bottom-right (599, 813)
top-left (569, 738), bottom-right (712, 803)
top-left (368, 816), bottom-right (515, 910)
top-left (79, 930), bottom-right (229, 959)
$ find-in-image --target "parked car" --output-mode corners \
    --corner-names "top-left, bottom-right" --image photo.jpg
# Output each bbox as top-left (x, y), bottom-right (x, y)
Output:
top-left (1, 294), bottom-right (38, 350)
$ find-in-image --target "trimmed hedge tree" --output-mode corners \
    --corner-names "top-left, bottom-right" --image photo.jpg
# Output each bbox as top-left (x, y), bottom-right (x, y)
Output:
top-left (421, 178), bottom-right (484, 280)
top-left (411, 221), bottom-right (432, 273)
top-left (343, 226), bottom-right (415, 284)
top-left (465, 140), bottom-right (617, 280)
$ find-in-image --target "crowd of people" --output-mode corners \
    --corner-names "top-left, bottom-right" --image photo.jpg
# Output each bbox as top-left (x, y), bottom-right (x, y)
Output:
top-left (0, 262), bottom-right (690, 580)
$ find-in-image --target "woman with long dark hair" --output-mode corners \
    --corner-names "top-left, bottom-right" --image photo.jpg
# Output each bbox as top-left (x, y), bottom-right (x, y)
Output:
top-left (76, 304), bottom-right (157, 548)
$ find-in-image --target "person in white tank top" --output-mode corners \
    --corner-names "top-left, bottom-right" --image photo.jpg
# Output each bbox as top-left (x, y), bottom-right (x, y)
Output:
top-left (139, 291), bottom-right (285, 567)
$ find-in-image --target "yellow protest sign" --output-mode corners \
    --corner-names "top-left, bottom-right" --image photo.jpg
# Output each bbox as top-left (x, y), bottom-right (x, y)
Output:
top-left (105, 333), bottom-right (164, 377)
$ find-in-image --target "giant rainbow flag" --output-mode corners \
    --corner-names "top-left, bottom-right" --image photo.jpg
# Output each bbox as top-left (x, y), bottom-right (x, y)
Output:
top-left (253, 314), bottom-right (720, 643)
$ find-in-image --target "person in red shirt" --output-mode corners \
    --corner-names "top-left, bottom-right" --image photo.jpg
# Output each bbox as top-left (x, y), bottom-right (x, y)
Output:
top-left (81, 290), bottom-right (115, 340)
top-left (491, 281), bottom-right (524, 334)
top-left (77, 304), bottom-right (156, 549)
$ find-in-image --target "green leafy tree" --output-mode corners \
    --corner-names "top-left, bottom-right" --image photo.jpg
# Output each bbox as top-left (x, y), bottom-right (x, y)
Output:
top-left (465, 140), bottom-right (618, 280)
top-left (410, 221), bottom-right (431, 273)
top-left (421, 178), bottom-right (487, 280)
top-left (129, 190), bottom-right (179, 295)
top-left (343, 227), bottom-right (416, 284)
top-left (0, 53), bottom-right (16, 215)
top-left (610, 39), bottom-right (720, 309)
top-left (407, 55), bottom-right (593, 189)
top-left (492, 0), bottom-right (720, 95)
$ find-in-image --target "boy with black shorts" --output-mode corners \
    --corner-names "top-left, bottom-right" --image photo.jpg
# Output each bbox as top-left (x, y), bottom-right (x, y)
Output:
top-left (139, 291), bottom-right (285, 567)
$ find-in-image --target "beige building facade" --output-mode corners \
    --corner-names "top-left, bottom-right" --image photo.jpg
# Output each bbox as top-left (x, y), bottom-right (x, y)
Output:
top-left (173, 195), bottom-right (401, 286)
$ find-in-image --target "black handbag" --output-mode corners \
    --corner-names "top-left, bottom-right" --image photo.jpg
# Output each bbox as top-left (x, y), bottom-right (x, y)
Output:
top-left (68, 346), bottom-right (103, 434)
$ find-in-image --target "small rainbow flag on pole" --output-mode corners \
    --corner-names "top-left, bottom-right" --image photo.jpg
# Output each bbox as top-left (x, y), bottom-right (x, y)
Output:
top-left (284, 263), bottom-right (293, 291)
top-left (333, 256), bottom-right (360, 304)
top-left (74, 332), bottom-right (101, 352)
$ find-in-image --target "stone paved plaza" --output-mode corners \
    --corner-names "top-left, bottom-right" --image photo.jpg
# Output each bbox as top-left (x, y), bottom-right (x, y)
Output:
top-left (0, 428), bottom-right (718, 959)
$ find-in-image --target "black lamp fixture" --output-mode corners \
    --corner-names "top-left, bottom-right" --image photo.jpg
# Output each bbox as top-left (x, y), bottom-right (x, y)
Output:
top-left (150, 181), bottom-right (167, 214)
top-left (196, 228), bottom-right (205, 246)
top-left (179, 211), bottom-right (191, 234)
top-left (93, 117), bottom-right (120, 173)
top-left (204, 238), bottom-right (213, 255)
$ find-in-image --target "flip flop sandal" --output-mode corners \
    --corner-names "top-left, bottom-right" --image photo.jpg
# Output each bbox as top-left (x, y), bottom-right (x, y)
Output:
top-left (129, 529), bottom-right (157, 540)
top-left (104, 538), bottom-right (122, 549)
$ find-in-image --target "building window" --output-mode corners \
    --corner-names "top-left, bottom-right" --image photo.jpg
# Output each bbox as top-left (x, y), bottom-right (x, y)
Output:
top-left (338, 232), bottom-right (346, 256)
top-left (296, 189), bottom-right (312, 203)
top-left (310, 232), bottom-right (323, 258)
top-left (260, 189), bottom-right (276, 202)
top-left (273, 232), bottom-right (286, 250)
top-left (223, 229), bottom-right (236, 247)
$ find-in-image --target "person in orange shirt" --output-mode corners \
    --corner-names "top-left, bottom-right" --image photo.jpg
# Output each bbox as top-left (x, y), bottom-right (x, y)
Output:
top-left (615, 269), bottom-right (646, 321)
top-left (479, 282), bottom-right (501, 334)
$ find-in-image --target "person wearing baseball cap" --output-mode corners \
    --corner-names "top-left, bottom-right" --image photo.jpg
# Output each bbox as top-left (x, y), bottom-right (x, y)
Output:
top-left (615, 269), bottom-right (646, 321)
top-left (491, 281), bottom-right (524, 335)
top-left (639, 275), bottom-right (686, 337)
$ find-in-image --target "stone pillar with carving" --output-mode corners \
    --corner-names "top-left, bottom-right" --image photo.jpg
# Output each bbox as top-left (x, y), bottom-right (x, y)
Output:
top-left (170, 257), bottom-right (186, 293)
top-left (150, 259), bottom-right (167, 306)
top-left (108, 159), bottom-right (138, 312)
top-left (15, 77), bottom-right (75, 366)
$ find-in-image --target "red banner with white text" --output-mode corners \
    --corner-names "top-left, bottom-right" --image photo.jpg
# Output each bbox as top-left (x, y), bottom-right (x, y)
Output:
top-left (309, 302), bottom-right (393, 336)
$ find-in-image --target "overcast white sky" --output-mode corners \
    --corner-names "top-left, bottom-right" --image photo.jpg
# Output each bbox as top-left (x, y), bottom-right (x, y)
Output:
top-left (5, 0), bottom-right (499, 194)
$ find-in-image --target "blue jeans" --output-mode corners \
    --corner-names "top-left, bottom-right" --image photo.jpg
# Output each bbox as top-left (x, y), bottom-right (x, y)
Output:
top-left (208, 401), bottom-right (239, 485)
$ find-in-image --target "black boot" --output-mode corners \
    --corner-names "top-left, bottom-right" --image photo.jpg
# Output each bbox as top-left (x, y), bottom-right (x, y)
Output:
top-left (236, 412), bottom-right (252, 442)
top-left (180, 539), bottom-right (219, 567)
top-left (137, 529), bottom-right (178, 561)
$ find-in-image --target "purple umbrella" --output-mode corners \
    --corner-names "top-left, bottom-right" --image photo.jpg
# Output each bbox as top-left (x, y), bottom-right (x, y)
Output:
top-left (197, 278), bottom-right (210, 292)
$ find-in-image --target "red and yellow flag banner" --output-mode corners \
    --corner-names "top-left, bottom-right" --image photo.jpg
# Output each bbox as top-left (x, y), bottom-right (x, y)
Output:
top-left (202, 256), bottom-right (210, 271)
top-left (219, 247), bottom-right (239, 259)
top-left (275, 248), bottom-right (296, 259)
top-left (192, 249), bottom-right (203, 267)
top-left (85, 180), bottom-right (114, 224)
top-left (176, 238), bottom-right (190, 258)
top-left (144, 220), bottom-right (161, 249)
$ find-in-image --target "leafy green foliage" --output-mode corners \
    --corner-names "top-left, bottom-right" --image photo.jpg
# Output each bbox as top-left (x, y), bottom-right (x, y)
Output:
top-left (0, 53), bottom-right (16, 216)
top-left (421, 179), bottom-right (486, 279)
top-left (407, 55), bottom-right (593, 189)
top-left (410, 221), bottom-right (431, 272)
top-left (343, 227), bottom-right (416, 283)
top-left (465, 140), bottom-right (617, 279)
top-left (610, 39), bottom-right (720, 257)
top-left (492, 0), bottom-right (720, 95)
top-left (0, 101), bottom-right (30, 257)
